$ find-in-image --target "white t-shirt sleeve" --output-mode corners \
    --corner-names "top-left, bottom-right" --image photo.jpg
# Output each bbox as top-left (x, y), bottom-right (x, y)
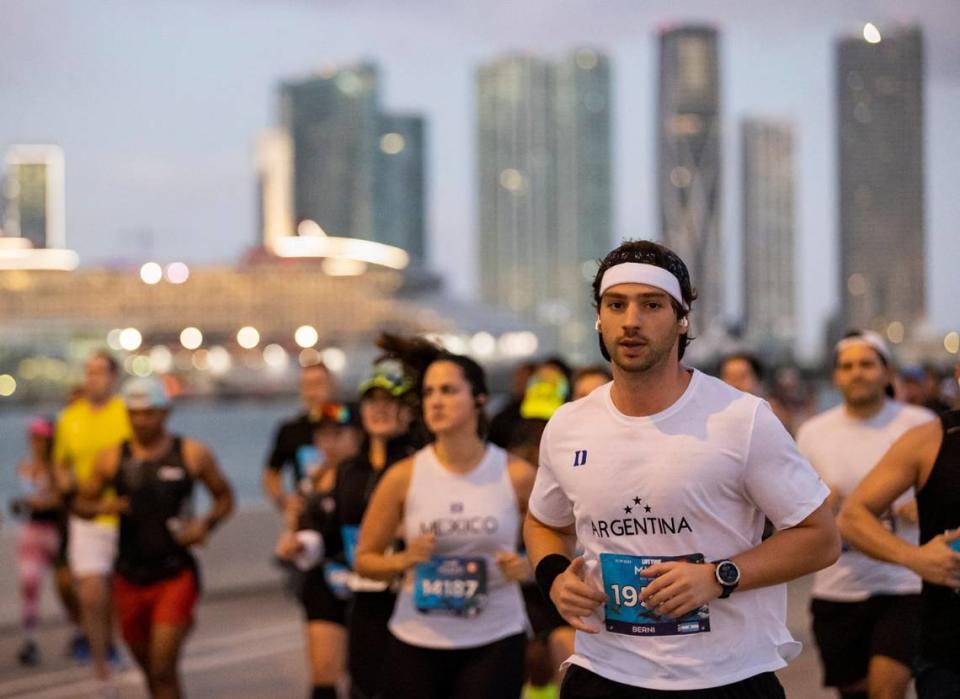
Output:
top-left (744, 401), bottom-right (830, 530)
top-left (528, 419), bottom-right (576, 528)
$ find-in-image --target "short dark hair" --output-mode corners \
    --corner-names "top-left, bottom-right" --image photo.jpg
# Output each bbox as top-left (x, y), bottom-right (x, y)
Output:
top-left (720, 353), bottom-right (765, 382)
top-left (90, 350), bottom-right (120, 375)
top-left (591, 240), bottom-right (698, 360)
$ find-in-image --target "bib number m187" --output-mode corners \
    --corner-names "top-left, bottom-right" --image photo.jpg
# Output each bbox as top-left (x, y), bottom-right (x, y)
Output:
top-left (414, 557), bottom-right (487, 617)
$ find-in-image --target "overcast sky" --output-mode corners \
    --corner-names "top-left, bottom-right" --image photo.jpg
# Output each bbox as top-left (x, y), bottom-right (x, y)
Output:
top-left (3, 0), bottom-right (958, 358)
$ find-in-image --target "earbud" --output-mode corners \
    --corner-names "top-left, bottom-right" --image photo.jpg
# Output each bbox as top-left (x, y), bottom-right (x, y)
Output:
top-left (595, 318), bottom-right (601, 331)
top-left (679, 317), bottom-right (689, 328)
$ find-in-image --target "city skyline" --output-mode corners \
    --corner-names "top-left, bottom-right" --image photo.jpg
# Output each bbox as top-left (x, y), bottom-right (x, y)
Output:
top-left (2, 0), bottom-right (959, 360)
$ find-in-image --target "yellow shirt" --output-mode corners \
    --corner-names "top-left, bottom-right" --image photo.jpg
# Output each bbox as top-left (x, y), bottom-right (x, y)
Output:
top-left (54, 396), bottom-right (131, 526)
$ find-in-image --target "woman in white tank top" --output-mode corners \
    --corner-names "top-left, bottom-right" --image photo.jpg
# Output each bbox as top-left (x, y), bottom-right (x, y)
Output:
top-left (355, 349), bottom-right (536, 699)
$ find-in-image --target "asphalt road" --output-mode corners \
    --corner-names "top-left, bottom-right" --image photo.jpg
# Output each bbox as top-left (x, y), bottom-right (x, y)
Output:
top-left (0, 576), bottom-right (868, 698)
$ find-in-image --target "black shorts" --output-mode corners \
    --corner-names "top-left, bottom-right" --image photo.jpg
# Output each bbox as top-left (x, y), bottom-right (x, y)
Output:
top-left (382, 632), bottom-right (526, 699)
top-left (560, 665), bottom-right (785, 698)
top-left (299, 564), bottom-right (347, 625)
top-left (348, 590), bottom-right (397, 699)
top-left (522, 581), bottom-right (569, 640)
top-left (810, 593), bottom-right (921, 688)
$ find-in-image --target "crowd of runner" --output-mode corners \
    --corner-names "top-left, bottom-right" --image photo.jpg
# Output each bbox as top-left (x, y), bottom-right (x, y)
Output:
top-left (5, 239), bottom-right (960, 699)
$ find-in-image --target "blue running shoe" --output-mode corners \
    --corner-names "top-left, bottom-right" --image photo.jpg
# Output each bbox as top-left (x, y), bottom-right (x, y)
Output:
top-left (68, 633), bottom-right (90, 663)
top-left (108, 643), bottom-right (127, 671)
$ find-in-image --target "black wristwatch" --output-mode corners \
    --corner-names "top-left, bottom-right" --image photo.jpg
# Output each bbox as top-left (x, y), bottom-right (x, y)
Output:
top-left (712, 560), bottom-right (740, 599)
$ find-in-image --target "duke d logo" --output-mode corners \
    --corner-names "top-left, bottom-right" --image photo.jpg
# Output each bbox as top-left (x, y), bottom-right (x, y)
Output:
top-left (590, 495), bottom-right (693, 538)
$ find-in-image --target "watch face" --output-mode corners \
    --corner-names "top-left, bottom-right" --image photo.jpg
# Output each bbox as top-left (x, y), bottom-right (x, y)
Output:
top-left (717, 562), bottom-right (740, 585)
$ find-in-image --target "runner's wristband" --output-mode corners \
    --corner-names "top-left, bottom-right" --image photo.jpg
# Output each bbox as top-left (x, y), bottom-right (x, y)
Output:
top-left (535, 554), bottom-right (572, 600)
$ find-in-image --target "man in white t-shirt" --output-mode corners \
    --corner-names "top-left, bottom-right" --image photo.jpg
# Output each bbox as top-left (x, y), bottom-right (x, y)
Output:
top-left (797, 331), bottom-right (935, 699)
top-left (523, 239), bottom-right (840, 698)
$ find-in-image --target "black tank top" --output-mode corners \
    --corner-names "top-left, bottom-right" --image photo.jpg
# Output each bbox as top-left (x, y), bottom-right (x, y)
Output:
top-left (916, 409), bottom-right (960, 665)
top-left (113, 436), bottom-right (196, 584)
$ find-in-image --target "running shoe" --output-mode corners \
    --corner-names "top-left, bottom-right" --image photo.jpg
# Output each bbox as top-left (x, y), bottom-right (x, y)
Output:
top-left (17, 640), bottom-right (40, 666)
top-left (68, 633), bottom-right (90, 662)
top-left (108, 643), bottom-right (127, 671)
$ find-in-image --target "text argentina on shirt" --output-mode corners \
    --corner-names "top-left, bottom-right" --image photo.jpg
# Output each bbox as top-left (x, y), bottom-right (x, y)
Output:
top-left (590, 496), bottom-right (693, 538)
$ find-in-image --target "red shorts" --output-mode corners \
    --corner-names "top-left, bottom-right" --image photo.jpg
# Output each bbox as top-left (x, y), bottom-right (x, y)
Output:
top-left (113, 568), bottom-right (198, 647)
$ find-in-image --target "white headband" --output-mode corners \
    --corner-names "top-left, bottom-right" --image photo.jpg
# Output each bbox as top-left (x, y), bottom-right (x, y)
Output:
top-left (834, 331), bottom-right (892, 365)
top-left (599, 262), bottom-right (687, 310)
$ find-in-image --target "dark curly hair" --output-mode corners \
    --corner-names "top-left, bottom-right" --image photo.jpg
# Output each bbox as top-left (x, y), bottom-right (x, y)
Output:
top-left (591, 240), bottom-right (698, 360)
top-left (375, 333), bottom-right (490, 438)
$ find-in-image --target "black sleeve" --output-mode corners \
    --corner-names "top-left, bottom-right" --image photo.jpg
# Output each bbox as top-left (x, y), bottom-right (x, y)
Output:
top-left (265, 423), bottom-right (291, 472)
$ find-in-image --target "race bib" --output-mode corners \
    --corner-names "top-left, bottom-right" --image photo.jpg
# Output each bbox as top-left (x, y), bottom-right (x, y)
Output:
top-left (414, 557), bottom-right (487, 617)
top-left (600, 552), bottom-right (710, 637)
top-left (340, 525), bottom-right (360, 568)
top-left (323, 562), bottom-right (353, 601)
top-left (296, 445), bottom-right (321, 470)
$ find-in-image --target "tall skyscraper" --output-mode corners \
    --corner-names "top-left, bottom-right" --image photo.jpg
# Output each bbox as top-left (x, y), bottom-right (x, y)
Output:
top-left (657, 26), bottom-right (722, 336)
top-left (280, 64), bottom-right (379, 241)
top-left (2, 145), bottom-right (65, 249)
top-left (742, 119), bottom-right (796, 353)
top-left (270, 64), bottom-right (426, 262)
top-left (256, 128), bottom-right (294, 250)
top-left (376, 114), bottom-right (426, 263)
top-left (476, 50), bottom-right (612, 359)
top-left (837, 26), bottom-right (924, 337)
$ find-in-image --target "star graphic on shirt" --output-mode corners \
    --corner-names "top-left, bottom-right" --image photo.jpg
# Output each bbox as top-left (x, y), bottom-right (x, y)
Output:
top-left (624, 505), bottom-right (632, 514)
top-left (633, 496), bottom-right (642, 505)
top-left (644, 504), bottom-right (652, 513)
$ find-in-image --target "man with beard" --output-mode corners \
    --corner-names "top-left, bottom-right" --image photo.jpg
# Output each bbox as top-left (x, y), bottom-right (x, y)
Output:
top-left (797, 332), bottom-right (934, 699)
top-left (523, 239), bottom-right (839, 698)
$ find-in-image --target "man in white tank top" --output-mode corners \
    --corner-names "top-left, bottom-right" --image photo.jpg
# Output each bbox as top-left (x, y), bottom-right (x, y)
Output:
top-left (524, 240), bottom-right (840, 698)
top-left (797, 331), bottom-right (934, 699)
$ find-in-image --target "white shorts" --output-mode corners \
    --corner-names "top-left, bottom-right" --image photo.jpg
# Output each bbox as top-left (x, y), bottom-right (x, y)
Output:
top-left (68, 516), bottom-right (118, 577)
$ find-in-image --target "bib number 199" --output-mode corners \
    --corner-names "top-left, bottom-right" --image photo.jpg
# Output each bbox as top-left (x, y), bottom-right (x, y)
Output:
top-left (608, 583), bottom-right (641, 608)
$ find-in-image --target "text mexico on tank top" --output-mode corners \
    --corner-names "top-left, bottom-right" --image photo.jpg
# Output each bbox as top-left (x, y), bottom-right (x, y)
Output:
top-left (113, 437), bottom-right (196, 584)
top-left (388, 443), bottom-right (528, 649)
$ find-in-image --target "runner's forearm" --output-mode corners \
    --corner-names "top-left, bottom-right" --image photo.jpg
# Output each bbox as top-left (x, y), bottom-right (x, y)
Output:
top-left (732, 502), bottom-right (839, 592)
top-left (354, 550), bottom-right (409, 581)
top-left (839, 500), bottom-right (918, 568)
top-left (262, 469), bottom-right (285, 508)
top-left (203, 489), bottom-right (234, 534)
top-left (523, 512), bottom-right (577, 568)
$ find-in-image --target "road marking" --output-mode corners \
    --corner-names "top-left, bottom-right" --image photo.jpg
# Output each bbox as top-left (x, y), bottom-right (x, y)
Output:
top-left (0, 624), bottom-right (302, 698)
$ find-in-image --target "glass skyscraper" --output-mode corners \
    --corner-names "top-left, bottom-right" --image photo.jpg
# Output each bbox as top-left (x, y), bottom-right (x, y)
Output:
top-left (742, 119), bottom-right (795, 355)
top-left (476, 50), bottom-right (612, 360)
top-left (657, 26), bottom-right (722, 337)
top-left (837, 26), bottom-right (925, 338)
